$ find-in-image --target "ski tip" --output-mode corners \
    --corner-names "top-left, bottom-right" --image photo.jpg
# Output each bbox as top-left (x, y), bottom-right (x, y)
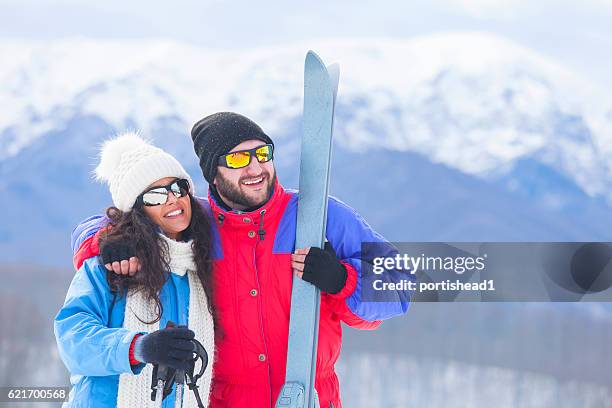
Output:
top-left (305, 50), bottom-right (325, 66)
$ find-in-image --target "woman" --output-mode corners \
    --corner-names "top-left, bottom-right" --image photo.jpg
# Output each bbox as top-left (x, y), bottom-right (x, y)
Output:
top-left (54, 132), bottom-right (215, 407)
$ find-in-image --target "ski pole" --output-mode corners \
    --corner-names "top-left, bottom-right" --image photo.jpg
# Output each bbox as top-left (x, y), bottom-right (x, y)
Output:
top-left (154, 378), bottom-right (165, 408)
top-left (174, 367), bottom-right (185, 408)
top-left (151, 363), bottom-right (175, 408)
top-left (183, 338), bottom-right (209, 408)
top-left (149, 322), bottom-right (210, 408)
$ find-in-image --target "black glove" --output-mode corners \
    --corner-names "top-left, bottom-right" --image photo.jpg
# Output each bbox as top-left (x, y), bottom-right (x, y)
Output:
top-left (302, 242), bottom-right (348, 294)
top-left (100, 240), bottom-right (135, 265)
top-left (134, 326), bottom-right (195, 371)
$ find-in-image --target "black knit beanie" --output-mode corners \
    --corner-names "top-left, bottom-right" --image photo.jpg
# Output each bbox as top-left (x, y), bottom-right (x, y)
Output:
top-left (191, 112), bottom-right (274, 185)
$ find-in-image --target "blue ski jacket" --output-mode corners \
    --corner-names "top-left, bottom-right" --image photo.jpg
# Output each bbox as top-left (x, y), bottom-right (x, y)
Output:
top-left (54, 256), bottom-right (193, 407)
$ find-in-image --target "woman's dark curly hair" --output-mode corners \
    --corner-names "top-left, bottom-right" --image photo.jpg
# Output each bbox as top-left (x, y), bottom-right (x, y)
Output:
top-left (99, 190), bottom-right (215, 325)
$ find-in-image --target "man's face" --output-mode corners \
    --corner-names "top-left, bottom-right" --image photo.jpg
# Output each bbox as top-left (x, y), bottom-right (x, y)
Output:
top-left (214, 139), bottom-right (276, 210)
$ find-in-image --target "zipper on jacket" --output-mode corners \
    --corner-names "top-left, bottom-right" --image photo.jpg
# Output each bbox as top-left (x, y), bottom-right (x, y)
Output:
top-left (252, 238), bottom-right (272, 406)
top-left (257, 209), bottom-right (266, 241)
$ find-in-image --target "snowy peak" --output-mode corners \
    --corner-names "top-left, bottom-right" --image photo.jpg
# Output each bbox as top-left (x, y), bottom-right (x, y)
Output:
top-left (1, 33), bottom-right (612, 201)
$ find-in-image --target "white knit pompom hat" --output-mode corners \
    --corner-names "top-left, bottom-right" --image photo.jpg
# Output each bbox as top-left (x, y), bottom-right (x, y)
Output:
top-left (95, 132), bottom-right (194, 212)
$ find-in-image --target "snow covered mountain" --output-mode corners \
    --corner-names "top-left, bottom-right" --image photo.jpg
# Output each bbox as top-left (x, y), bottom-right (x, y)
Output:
top-left (2, 33), bottom-right (612, 266)
top-left (2, 33), bottom-right (612, 195)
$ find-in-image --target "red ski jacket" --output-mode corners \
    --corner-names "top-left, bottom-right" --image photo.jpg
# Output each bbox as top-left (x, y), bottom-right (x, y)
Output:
top-left (72, 181), bottom-right (409, 407)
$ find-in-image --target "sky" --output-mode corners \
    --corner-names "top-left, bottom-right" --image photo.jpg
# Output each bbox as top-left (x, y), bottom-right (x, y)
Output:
top-left (1, 0), bottom-right (612, 91)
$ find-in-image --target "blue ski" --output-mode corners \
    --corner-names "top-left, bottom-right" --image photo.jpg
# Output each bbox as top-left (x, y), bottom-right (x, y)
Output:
top-left (276, 51), bottom-right (340, 408)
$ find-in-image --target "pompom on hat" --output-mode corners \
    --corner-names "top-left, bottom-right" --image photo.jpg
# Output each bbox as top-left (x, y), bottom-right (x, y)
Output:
top-left (95, 132), bottom-right (194, 212)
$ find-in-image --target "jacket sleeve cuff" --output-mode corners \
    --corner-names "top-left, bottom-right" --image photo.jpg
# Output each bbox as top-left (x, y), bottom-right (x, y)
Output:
top-left (112, 330), bottom-right (146, 375)
top-left (338, 300), bottom-right (383, 330)
top-left (128, 332), bottom-right (147, 374)
top-left (129, 333), bottom-right (144, 366)
top-left (328, 261), bottom-right (358, 300)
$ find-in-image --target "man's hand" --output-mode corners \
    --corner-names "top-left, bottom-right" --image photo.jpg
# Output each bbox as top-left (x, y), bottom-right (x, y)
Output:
top-left (291, 242), bottom-right (348, 294)
top-left (100, 241), bottom-right (141, 276)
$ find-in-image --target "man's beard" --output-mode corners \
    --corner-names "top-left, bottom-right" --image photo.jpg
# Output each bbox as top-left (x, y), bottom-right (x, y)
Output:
top-left (215, 170), bottom-right (276, 210)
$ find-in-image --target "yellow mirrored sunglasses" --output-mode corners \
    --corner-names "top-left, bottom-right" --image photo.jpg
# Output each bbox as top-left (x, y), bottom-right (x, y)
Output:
top-left (217, 144), bottom-right (274, 169)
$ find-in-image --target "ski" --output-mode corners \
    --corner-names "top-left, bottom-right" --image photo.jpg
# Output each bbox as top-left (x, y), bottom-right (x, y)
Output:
top-left (276, 51), bottom-right (340, 408)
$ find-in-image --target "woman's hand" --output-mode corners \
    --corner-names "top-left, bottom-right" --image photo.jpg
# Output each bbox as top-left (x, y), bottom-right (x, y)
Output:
top-left (133, 326), bottom-right (195, 370)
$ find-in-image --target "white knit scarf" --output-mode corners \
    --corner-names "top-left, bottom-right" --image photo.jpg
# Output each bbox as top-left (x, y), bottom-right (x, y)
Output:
top-left (116, 234), bottom-right (215, 408)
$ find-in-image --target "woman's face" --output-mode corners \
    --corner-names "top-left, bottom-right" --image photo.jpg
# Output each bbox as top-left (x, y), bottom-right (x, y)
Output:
top-left (141, 177), bottom-right (192, 240)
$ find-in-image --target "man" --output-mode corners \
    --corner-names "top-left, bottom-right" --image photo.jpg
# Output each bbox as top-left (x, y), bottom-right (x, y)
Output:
top-left (71, 112), bottom-right (409, 407)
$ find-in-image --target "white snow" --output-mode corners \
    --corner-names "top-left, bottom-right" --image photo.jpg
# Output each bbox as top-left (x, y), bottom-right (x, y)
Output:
top-left (2, 32), bottom-right (612, 200)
